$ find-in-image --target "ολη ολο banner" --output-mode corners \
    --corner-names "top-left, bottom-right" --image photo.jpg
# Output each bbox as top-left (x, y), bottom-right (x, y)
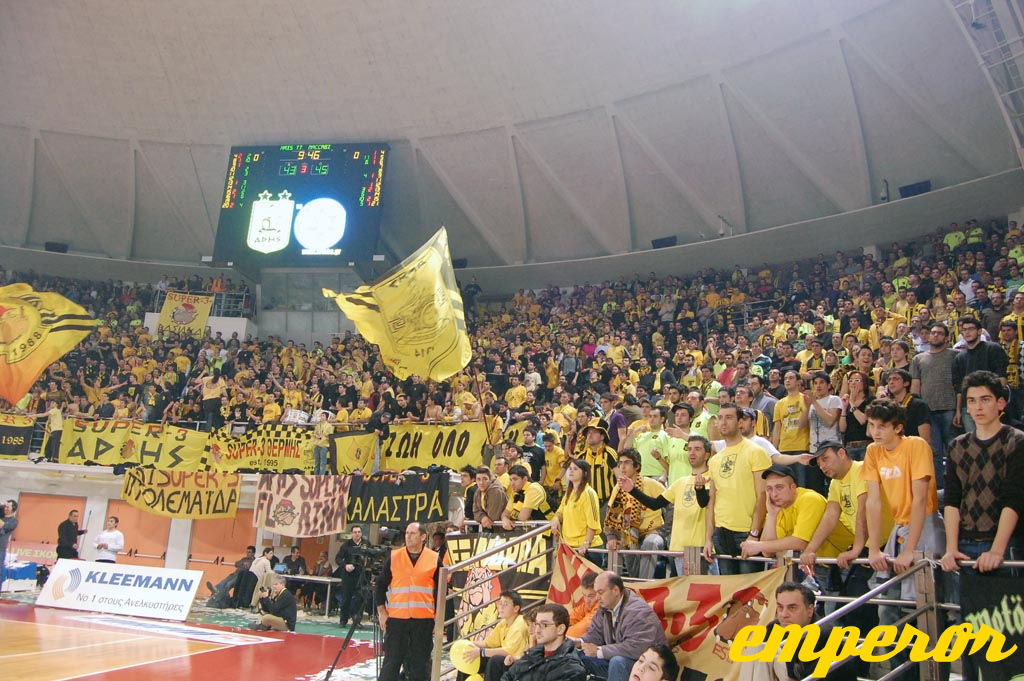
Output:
top-left (379, 421), bottom-right (486, 470)
top-left (121, 468), bottom-right (240, 519)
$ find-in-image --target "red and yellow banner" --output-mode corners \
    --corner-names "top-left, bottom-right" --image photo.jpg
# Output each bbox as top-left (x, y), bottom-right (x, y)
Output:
top-left (548, 544), bottom-right (787, 681)
top-left (0, 283), bottom-right (98, 405)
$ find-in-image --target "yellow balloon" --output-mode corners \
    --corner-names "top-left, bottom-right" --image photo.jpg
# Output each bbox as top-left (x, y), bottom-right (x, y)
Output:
top-left (449, 639), bottom-right (481, 674)
top-left (466, 675), bottom-right (484, 681)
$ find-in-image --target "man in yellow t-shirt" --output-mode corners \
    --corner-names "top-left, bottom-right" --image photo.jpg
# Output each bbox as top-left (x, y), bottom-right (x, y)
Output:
top-left (740, 465), bottom-right (852, 579)
top-left (504, 376), bottom-right (528, 410)
top-left (501, 465), bottom-right (554, 528)
top-left (772, 371), bottom-right (810, 458)
top-left (705, 404), bottom-right (772, 574)
top-left (466, 590), bottom-right (531, 680)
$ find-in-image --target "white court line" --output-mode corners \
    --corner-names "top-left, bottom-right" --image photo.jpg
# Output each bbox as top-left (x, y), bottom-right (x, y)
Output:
top-left (0, 635), bottom-right (154, 659)
top-left (0, 619), bottom-right (232, 681)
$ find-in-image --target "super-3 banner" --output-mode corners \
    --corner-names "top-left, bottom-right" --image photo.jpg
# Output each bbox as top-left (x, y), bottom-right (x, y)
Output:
top-left (548, 544), bottom-right (787, 681)
top-left (59, 419), bottom-right (208, 469)
top-left (254, 474), bottom-right (350, 538)
top-left (121, 469), bottom-right (240, 519)
top-left (960, 573), bottom-right (1024, 681)
top-left (157, 291), bottom-right (213, 340)
top-left (206, 423), bottom-right (314, 473)
top-left (447, 530), bottom-right (551, 636)
top-left (0, 413), bottom-right (34, 458)
top-left (380, 421), bottom-right (486, 470)
top-left (346, 471), bottom-right (450, 524)
top-left (329, 431), bottom-right (377, 474)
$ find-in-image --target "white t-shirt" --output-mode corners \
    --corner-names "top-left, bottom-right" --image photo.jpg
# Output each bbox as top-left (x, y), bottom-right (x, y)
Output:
top-left (94, 529), bottom-right (124, 562)
top-left (809, 395), bottom-right (843, 450)
top-left (712, 435), bottom-right (780, 456)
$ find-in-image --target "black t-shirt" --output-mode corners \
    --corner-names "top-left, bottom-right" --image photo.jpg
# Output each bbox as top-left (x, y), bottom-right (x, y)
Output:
top-left (521, 444), bottom-right (545, 482)
top-left (903, 396), bottom-right (931, 438)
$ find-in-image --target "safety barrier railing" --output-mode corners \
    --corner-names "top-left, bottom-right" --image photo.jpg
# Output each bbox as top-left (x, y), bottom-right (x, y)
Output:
top-left (430, 521), bottom-right (555, 681)
top-left (152, 289), bottom-right (252, 318)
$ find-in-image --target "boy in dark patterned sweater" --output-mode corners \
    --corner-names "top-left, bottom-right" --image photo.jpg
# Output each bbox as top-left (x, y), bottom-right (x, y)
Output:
top-left (941, 370), bottom-right (1024, 576)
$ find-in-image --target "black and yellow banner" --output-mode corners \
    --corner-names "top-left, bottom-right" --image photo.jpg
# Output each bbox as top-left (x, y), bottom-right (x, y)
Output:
top-left (380, 421), bottom-right (486, 470)
top-left (59, 419), bottom-right (208, 468)
top-left (121, 468), bottom-right (240, 519)
top-left (329, 431), bottom-right (377, 474)
top-left (0, 413), bottom-right (34, 459)
top-left (346, 471), bottom-right (449, 524)
top-left (206, 423), bottom-right (315, 473)
top-left (0, 283), bottom-right (98, 405)
top-left (322, 228), bottom-right (471, 381)
top-left (157, 291), bottom-right (213, 340)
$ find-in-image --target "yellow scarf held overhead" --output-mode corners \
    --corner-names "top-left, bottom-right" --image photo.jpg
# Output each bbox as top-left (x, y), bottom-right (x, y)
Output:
top-left (322, 227), bottom-right (471, 381)
top-left (0, 283), bottom-right (98, 405)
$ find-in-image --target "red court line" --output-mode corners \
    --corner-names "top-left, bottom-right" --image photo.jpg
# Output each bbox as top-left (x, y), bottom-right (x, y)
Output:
top-left (0, 603), bottom-right (377, 681)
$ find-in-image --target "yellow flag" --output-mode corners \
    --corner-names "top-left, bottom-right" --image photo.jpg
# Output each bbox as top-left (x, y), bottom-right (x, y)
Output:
top-left (322, 227), bottom-right (471, 381)
top-left (0, 283), bottom-right (98, 405)
top-left (157, 290), bottom-right (213, 340)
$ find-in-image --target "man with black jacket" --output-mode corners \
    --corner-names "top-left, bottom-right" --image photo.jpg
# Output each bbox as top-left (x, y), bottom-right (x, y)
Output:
top-left (500, 603), bottom-right (585, 681)
top-left (954, 316), bottom-right (1009, 439)
top-left (334, 525), bottom-right (369, 627)
top-left (56, 510), bottom-right (87, 559)
top-left (256, 576), bottom-right (297, 631)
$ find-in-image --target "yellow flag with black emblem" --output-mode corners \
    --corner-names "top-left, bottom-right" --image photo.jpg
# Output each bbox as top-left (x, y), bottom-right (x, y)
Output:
top-left (0, 283), bottom-right (99, 405)
top-left (322, 227), bottom-right (471, 381)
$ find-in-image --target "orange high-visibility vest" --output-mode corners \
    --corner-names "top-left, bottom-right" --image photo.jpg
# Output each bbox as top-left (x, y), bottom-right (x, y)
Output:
top-left (386, 547), bottom-right (439, 619)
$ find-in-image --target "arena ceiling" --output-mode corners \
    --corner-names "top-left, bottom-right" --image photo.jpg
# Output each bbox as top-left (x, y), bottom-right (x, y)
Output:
top-left (0, 0), bottom-right (1018, 271)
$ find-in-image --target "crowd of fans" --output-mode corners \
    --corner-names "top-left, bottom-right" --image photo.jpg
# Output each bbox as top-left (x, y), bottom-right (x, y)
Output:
top-left (3, 216), bottom-right (1023, 679)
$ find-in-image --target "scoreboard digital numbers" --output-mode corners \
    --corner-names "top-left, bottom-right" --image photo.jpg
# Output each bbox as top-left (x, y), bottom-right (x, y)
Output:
top-left (213, 143), bottom-right (388, 266)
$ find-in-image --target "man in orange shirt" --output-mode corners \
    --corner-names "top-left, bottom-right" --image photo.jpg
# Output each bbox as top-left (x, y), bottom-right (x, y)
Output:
top-left (567, 571), bottom-right (600, 638)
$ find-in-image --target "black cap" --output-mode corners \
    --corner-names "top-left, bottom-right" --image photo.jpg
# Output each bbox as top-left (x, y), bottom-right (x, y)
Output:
top-left (738, 407), bottom-right (757, 420)
top-left (761, 464), bottom-right (797, 482)
top-left (808, 440), bottom-right (845, 467)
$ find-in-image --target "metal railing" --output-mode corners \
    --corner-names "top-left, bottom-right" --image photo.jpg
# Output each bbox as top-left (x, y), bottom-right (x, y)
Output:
top-left (430, 522), bottom-right (555, 681)
top-left (152, 289), bottom-right (252, 318)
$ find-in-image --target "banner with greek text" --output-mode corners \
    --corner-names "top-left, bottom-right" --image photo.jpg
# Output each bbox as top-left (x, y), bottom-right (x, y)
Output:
top-left (380, 421), bottom-right (485, 470)
top-left (254, 474), bottom-right (350, 538)
top-left (0, 412), bottom-right (34, 459)
top-left (8, 540), bottom-right (58, 566)
top-left (960, 573), bottom-right (1024, 681)
top-left (157, 290), bottom-right (213, 340)
top-left (328, 431), bottom-right (377, 474)
top-left (548, 544), bottom-right (786, 681)
top-left (37, 559), bottom-right (202, 621)
top-left (447, 530), bottom-right (551, 636)
top-left (346, 471), bottom-right (450, 524)
top-left (121, 469), bottom-right (240, 519)
top-left (206, 423), bottom-right (314, 473)
top-left (58, 419), bottom-right (208, 469)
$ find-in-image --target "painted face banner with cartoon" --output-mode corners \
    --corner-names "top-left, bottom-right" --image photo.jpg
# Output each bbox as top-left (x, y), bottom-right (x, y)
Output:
top-left (254, 474), bottom-right (350, 537)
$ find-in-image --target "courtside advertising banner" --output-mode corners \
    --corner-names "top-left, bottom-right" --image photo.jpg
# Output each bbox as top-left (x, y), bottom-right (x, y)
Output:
top-left (37, 559), bottom-right (202, 621)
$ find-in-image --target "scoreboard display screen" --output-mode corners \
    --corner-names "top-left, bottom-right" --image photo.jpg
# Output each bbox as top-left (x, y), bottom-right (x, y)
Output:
top-left (213, 143), bottom-right (388, 266)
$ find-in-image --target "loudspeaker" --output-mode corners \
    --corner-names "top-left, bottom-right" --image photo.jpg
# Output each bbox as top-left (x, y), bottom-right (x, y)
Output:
top-left (452, 258), bottom-right (468, 269)
top-left (898, 180), bottom-right (932, 199)
top-left (651, 236), bottom-right (678, 249)
top-left (44, 241), bottom-right (69, 253)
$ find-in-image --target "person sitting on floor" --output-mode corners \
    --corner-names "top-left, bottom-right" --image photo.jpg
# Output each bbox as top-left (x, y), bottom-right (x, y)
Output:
top-left (254, 575), bottom-right (297, 632)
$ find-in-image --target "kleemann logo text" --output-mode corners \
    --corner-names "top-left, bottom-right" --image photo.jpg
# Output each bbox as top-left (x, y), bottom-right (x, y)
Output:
top-left (85, 571), bottom-right (195, 591)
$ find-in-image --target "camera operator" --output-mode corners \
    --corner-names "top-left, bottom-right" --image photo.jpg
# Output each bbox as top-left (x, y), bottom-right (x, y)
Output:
top-left (334, 525), bottom-right (370, 628)
top-left (254, 575), bottom-right (297, 632)
top-left (0, 500), bottom-right (19, 591)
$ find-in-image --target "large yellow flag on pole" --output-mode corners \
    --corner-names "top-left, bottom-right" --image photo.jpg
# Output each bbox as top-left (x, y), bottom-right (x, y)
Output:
top-left (322, 227), bottom-right (471, 381)
top-left (0, 283), bottom-right (99, 405)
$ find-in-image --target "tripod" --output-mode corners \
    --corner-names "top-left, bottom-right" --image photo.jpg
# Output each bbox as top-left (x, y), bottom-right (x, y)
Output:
top-left (323, 572), bottom-right (382, 681)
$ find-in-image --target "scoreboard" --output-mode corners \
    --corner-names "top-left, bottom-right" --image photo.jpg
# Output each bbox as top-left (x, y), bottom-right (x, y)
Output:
top-left (213, 143), bottom-right (388, 266)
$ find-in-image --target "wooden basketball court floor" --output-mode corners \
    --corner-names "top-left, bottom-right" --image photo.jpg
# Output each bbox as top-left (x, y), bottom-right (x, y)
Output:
top-left (0, 601), bottom-right (376, 680)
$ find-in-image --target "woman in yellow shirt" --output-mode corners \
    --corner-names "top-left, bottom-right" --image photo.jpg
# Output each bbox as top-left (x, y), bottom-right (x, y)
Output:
top-left (551, 459), bottom-right (603, 557)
